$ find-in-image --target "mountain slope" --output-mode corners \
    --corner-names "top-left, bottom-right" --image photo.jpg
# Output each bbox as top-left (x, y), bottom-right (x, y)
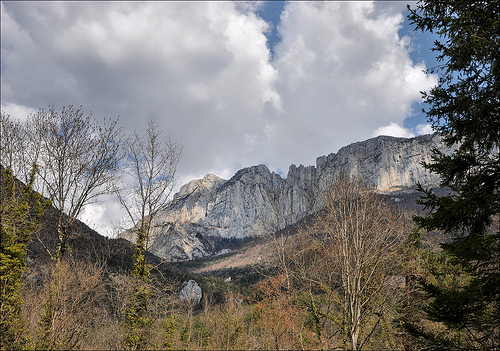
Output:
top-left (119, 134), bottom-right (450, 262)
top-left (24, 193), bottom-right (179, 286)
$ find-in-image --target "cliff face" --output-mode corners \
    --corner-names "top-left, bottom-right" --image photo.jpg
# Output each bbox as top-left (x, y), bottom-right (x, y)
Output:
top-left (124, 134), bottom-right (449, 261)
top-left (316, 134), bottom-right (445, 192)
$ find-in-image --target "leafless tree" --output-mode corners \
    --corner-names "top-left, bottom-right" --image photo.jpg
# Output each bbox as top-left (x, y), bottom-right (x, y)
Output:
top-left (287, 172), bottom-right (410, 350)
top-left (23, 105), bottom-right (123, 260)
top-left (0, 112), bottom-right (30, 180)
top-left (22, 259), bottom-right (108, 350)
top-left (12, 105), bottom-right (123, 348)
top-left (258, 187), bottom-right (295, 290)
top-left (113, 121), bottom-right (182, 350)
top-left (258, 183), bottom-right (318, 290)
top-left (114, 120), bottom-right (182, 257)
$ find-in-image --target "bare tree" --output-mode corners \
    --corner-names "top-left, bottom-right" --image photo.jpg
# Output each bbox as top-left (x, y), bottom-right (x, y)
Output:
top-left (0, 112), bottom-right (29, 181)
top-left (287, 172), bottom-right (410, 350)
top-left (23, 105), bottom-right (123, 260)
top-left (259, 182), bottom-right (318, 290)
top-left (23, 259), bottom-right (108, 350)
top-left (114, 121), bottom-right (182, 350)
top-left (114, 120), bottom-right (182, 272)
top-left (2, 107), bottom-right (123, 348)
top-left (14, 105), bottom-right (123, 349)
top-left (258, 187), bottom-right (295, 290)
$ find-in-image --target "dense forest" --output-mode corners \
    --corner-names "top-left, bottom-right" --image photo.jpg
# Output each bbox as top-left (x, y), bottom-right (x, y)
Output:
top-left (1, 0), bottom-right (498, 350)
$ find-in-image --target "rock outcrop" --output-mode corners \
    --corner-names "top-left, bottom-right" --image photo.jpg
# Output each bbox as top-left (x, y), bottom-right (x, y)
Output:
top-left (124, 134), bottom-right (450, 261)
top-left (179, 280), bottom-right (202, 304)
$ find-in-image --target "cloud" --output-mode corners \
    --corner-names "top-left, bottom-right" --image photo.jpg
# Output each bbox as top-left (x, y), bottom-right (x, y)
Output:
top-left (1, 1), bottom-right (439, 234)
top-left (373, 122), bottom-right (435, 139)
top-left (78, 195), bottom-right (126, 236)
top-left (0, 103), bottom-right (37, 122)
top-left (415, 123), bottom-right (434, 135)
top-left (264, 2), bottom-right (437, 172)
top-left (373, 122), bottom-right (415, 138)
top-left (1, 2), bottom-right (280, 173)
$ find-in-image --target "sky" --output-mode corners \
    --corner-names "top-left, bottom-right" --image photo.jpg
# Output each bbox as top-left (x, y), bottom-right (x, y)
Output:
top-left (1, 1), bottom-right (441, 235)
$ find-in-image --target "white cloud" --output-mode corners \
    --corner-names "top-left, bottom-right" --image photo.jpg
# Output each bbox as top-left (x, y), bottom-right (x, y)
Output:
top-left (78, 198), bottom-right (127, 237)
top-left (1, 1), bottom-right (439, 235)
top-left (373, 122), bottom-right (415, 138)
top-left (267, 2), bottom-right (437, 170)
top-left (372, 122), bottom-right (435, 138)
top-left (415, 123), bottom-right (434, 135)
top-left (1, 1), bottom-right (281, 173)
top-left (1, 103), bottom-right (37, 122)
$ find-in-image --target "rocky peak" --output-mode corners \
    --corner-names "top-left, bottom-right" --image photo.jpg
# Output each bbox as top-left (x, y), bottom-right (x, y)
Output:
top-left (220, 164), bottom-right (284, 190)
top-left (138, 134), bottom-right (450, 261)
top-left (174, 173), bottom-right (225, 200)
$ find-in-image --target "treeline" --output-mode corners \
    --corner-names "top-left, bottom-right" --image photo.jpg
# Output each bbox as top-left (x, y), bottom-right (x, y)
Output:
top-left (0, 147), bottom-right (495, 350)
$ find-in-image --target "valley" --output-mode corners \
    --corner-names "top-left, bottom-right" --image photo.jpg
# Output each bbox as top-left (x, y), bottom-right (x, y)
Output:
top-left (2, 133), bottom-right (456, 350)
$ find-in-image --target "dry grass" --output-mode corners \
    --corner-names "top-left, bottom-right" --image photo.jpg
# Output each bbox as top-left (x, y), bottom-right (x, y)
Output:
top-left (191, 237), bottom-right (275, 274)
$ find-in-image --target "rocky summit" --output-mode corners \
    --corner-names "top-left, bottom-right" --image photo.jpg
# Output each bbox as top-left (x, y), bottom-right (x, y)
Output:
top-left (119, 134), bottom-right (449, 261)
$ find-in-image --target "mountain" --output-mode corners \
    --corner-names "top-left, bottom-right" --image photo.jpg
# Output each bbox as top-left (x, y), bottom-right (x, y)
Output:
top-left (119, 134), bottom-right (450, 262)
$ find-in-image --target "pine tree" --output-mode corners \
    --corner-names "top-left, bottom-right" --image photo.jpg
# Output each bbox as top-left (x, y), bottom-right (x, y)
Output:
top-left (406, 0), bottom-right (499, 349)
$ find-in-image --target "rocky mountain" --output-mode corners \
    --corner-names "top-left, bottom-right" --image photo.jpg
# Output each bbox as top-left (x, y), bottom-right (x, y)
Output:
top-left (119, 134), bottom-right (450, 262)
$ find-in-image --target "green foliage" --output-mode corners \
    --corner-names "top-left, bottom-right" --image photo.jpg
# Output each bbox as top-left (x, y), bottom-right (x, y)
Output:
top-left (294, 291), bottom-right (324, 339)
top-left (407, 2), bottom-right (499, 347)
top-left (179, 318), bottom-right (191, 345)
top-left (409, 0), bottom-right (499, 236)
top-left (122, 281), bottom-right (153, 350)
top-left (162, 314), bottom-right (178, 350)
top-left (131, 225), bottom-right (151, 280)
top-left (36, 265), bottom-right (65, 350)
top-left (0, 166), bottom-right (49, 350)
top-left (123, 224), bottom-right (153, 350)
top-left (398, 234), bottom-right (483, 350)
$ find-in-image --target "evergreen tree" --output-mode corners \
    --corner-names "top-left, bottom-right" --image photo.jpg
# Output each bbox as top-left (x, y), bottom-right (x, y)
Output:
top-left (122, 223), bottom-right (154, 350)
top-left (0, 166), bottom-right (50, 350)
top-left (406, 0), bottom-right (499, 349)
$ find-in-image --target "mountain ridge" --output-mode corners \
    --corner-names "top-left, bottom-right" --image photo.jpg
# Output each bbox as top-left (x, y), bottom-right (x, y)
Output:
top-left (119, 133), bottom-right (450, 262)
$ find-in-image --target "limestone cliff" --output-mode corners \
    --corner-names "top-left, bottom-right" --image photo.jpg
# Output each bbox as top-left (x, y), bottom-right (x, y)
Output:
top-left (130, 134), bottom-right (449, 261)
top-left (316, 134), bottom-right (445, 192)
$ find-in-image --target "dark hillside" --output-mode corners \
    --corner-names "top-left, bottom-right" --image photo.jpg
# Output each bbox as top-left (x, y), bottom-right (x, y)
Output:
top-left (0, 168), bottom-right (184, 285)
top-left (25, 202), bottom-right (185, 284)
